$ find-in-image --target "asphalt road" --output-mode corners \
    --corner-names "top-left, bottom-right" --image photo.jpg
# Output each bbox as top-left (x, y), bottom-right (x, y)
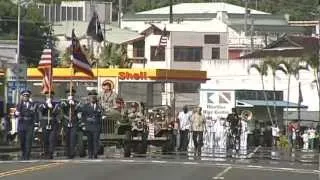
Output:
top-left (0, 159), bottom-right (318, 180)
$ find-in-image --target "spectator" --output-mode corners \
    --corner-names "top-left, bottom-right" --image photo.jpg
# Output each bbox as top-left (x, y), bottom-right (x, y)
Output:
top-left (177, 105), bottom-right (192, 153)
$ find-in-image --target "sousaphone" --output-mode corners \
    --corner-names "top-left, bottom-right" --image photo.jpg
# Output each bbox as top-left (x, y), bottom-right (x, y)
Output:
top-left (240, 110), bottom-right (253, 121)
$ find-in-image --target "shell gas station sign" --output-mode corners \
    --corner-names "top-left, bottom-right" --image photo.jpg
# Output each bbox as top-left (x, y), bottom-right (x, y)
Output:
top-left (27, 68), bottom-right (208, 83)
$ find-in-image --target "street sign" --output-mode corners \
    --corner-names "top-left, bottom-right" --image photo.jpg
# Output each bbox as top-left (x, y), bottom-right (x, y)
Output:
top-left (6, 63), bottom-right (27, 81)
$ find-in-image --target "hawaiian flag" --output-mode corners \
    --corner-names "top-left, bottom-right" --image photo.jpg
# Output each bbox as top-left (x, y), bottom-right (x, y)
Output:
top-left (71, 29), bottom-right (94, 78)
top-left (37, 38), bottom-right (53, 94)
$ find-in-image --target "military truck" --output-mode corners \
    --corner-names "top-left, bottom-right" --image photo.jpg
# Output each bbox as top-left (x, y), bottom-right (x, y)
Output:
top-left (99, 100), bottom-right (148, 157)
top-left (145, 105), bottom-right (175, 154)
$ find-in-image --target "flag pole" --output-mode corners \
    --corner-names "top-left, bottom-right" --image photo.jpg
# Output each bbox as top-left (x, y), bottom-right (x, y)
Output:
top-left (47, 5), bottom-right (53, 130)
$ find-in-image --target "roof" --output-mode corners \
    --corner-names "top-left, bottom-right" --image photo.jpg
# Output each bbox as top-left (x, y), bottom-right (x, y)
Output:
top-left (53, 21), bottom-right (143, 44)
top-left (236, 100), bottom-right (307, 108)
top-left (137, 2), bottom-right (269, 15)
top-left (229, 24), bottom-right (306, 34)
top-left (148, 21), bottom-right (228, 33)
top-left (240, 35), bottom-right (319, 59)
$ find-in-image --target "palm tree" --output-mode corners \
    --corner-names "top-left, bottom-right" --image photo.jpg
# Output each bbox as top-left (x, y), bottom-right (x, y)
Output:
top-left (248, 61), bottom-right (273, 125)
top-left (264, 57), bottom-right (287, 126)
top-left (303, 55), bottom-right (320, 122)
top-left (59, 47), bottom-right (71, 67)
top-left (100, 43), bottom-right (132, 68)
top-left (279, 58), bottom-right (308, 133)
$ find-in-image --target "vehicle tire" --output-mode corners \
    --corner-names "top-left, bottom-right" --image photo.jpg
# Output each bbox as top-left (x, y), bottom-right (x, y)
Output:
top-left (123, 130), bottom-right (132, 157)
top-left (136, 132), bottom-right (148, 154)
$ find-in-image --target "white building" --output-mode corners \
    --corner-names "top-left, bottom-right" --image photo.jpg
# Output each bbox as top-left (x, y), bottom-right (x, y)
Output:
top-left (120, 2), bottom-right (316, 124)
top-left (121, 2), bottom-right (305, 59)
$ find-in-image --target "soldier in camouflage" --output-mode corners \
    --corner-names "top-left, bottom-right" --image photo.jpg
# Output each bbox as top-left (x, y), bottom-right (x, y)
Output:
top-left (99, 81), bottom-right (118, 113)
top-left (128, 102), bottom-right (145, 132)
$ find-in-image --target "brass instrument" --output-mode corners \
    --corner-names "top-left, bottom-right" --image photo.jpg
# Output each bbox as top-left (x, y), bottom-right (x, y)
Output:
top-left (240, 110), bottom-right (252, 121)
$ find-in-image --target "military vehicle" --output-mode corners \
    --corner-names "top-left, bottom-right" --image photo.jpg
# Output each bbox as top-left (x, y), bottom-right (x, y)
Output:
top-left (146, 105), bottom-right (175, 153)
top-left (99, 100), bottom-right (148, 157)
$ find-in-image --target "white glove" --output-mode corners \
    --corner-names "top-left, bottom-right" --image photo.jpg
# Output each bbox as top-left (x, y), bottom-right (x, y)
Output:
top-left (102, 116), bottom-right (107, 120)
top-left (47, 103), bottom-right (53, 108)
top-left (77, 113), bottom-right (82, 119)
top-left (69, 100), bottom-right (75, 105)
top-left (29, 98), bottom-right (33, 102)
top-left (15, 111), bottom-right (20, 116)
top-left (67, 96), bottom-right (73, 101)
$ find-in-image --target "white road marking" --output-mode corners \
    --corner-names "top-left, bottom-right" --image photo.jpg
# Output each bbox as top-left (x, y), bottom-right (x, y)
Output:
top-left (0, 158), bottom-right (318, 174)
top-left (247, 165), bottom-right (263, 168)
top-left (151, 160), bottom-right (167, 163)
top-left (248, 145), bottom-right (261, 158)
top-left (212, 166), bottom-right (232, 179)
top-left (182, 162), bottom-right (199, 165)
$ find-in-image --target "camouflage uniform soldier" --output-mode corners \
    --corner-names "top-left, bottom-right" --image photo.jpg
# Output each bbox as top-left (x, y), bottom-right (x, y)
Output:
top-left (128, 102), bottom-right (144, 131)
top-left (99, 81), bottom-right (118, 113)
top-left (15, 90), bottom-right (38, 160)
top-left (38, 91), bottom-right (61, 159)
top-left (60, 88), bottom-right (82, 159)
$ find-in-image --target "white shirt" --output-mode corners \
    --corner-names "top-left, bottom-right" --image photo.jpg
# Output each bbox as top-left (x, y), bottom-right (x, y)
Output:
top-left (309, 129), bottom-right (316, 139)
top-left (272, 126), bottom-right (280, 137)
top-left (178, 111), bottom-right (191, 130)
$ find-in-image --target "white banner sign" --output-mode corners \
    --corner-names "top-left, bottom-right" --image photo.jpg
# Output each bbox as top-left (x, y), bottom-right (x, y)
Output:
top-left (200, 90), bottom-right (235, 120)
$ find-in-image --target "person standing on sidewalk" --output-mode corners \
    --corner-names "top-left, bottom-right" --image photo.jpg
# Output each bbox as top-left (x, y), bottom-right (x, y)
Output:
top-left (191, 106), bottom-right (206, 159)
top-left (177, 105), bottom-right (192, 153)
top-left (15, 90), bottom-right (38, 160)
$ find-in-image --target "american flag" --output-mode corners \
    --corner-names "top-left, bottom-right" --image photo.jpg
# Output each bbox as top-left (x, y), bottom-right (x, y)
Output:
top-left (159, 27), bottom-right (168, 46)
top-left (154, 27), bottom-right (168, 56)
top-left (71, 29), bottom-right (94, 78)
top-left (37, 39), bottom-right (53, 94)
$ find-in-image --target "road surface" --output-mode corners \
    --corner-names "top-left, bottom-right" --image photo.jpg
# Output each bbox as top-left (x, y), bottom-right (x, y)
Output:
top-left (0, 158), bottom-right (318, 180)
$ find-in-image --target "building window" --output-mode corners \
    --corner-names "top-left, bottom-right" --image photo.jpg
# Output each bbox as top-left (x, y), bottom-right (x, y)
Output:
top-left (67, 7), bottom-right (72, 20)
top-left (72, 7), bottom-right (77, 21)
top-left (174, 46), bottom-right (202, 62)
top-left (55, 5), bottom-right (60, 22)
top-left (78, 7), bottom-right (83, 21)
top-left (211, 48), bottom-right (220, 59)
top-left (61, 7), bottom-right (66, 21)
top-left (133, 41), bottom-right (145, 57)
top-left (174, 83), bottom-right (200, 93)
top-left (204, 35), bottom-right (220, 44)
top-left (150, 46), bottom-right (165, 61)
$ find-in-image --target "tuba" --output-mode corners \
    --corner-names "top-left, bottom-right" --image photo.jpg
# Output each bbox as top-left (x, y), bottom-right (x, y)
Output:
top-left (240, 110), bottom-right (252, 121)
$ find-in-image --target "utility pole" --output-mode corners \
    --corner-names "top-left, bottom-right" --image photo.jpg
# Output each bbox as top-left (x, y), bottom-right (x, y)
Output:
top-left (244, 0), bottom-right (248, 36)
top-left (118, 0), bottom-right (122, 27)
top-left (250, 16), bottom-right (254, 52)
top-left (169, 0), bottom-right (173, 23)
top-left (16, 0), bottom-right (20, 64)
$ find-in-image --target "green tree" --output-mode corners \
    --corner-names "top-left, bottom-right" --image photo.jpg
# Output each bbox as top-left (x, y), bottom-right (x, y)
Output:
top-left (264, 57), bottom-right (287, 126)
top-left (0, 0), bottom-right (48, 66)
top-left (248, 61), bottom-right (273, 125)
top-left (99, 43), bottom-right (132, 68)
top-left (279, 58), bottom-right (308, 131)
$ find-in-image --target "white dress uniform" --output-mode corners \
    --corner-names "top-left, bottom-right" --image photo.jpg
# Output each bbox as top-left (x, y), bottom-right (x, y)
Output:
top-left (213, 118), bottom-right (227, 157)
top-left (239, 119), bottom-right (248, 157)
